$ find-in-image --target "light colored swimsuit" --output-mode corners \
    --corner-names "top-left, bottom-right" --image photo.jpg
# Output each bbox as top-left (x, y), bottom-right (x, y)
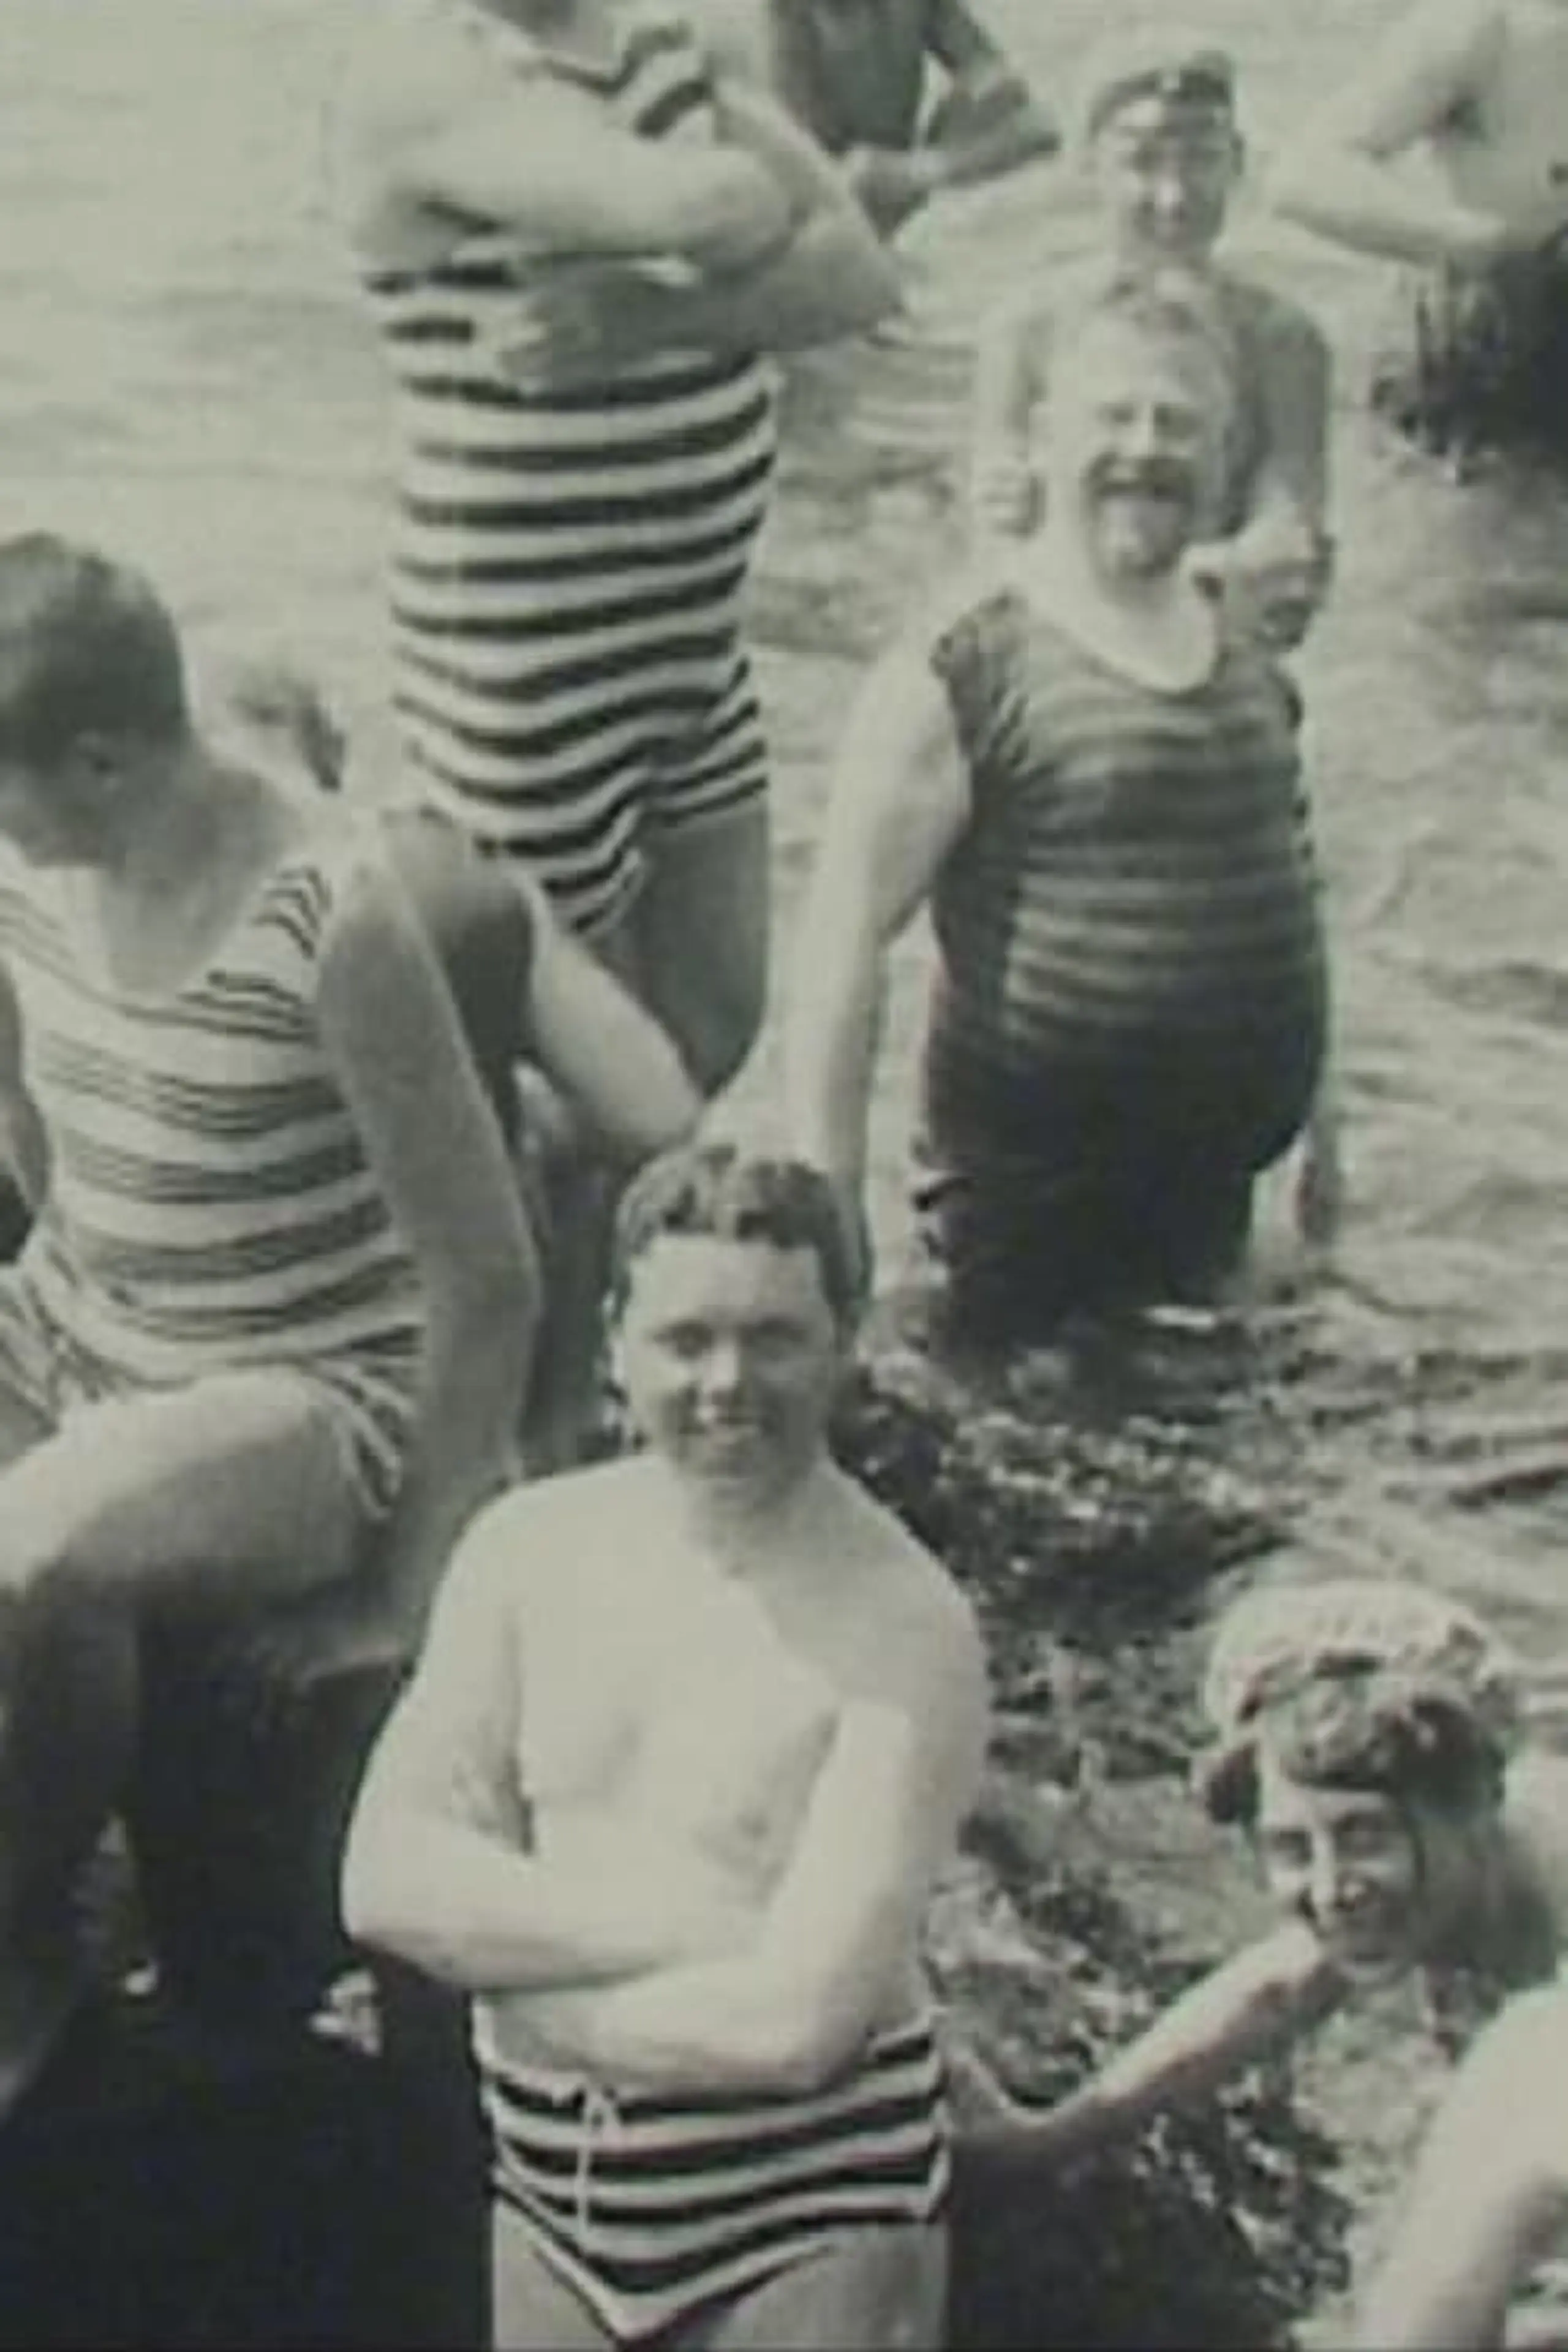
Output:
top-left (0, 829), bottom-right (423, 1516)
top-left (363, 1), bottom-right (777, 937)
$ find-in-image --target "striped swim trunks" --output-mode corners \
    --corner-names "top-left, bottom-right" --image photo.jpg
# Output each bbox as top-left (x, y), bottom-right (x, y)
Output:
top-left (480, 2015), bottom-right (950, 2340)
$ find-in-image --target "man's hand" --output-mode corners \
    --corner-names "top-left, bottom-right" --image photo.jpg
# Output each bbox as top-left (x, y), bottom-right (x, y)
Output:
top-left (481, 257), bottom-right (706, 383)
top-left (843, 145), bottom-right (941, 237)
top-left (1186, 514), bottom-right (1334, 652)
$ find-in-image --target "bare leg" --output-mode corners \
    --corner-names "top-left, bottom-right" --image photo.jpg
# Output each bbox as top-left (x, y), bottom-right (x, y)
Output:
top-left (690, 2224), bottom-right (948, 2352)
top-left (0, 1369), bottom-right (366, 2118)
top-left (490, 2204), bottom-right (618, 2352)
top-left (635, 800), bottom-right (770, 1101)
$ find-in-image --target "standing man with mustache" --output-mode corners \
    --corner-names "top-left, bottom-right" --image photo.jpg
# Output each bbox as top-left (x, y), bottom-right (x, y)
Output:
top-left (785, 272), bottom-right (1334, 1357)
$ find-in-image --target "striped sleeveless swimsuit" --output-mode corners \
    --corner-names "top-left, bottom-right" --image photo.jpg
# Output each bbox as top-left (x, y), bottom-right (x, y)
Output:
top-left (916, 588), bottom-right (1327, 1336)
top-left (362, 2), bottom-right (778, 937)
top-left (480, 2014), bottom-right (949, 2339)
top-left (0, 831), bottom-right (424, 1516)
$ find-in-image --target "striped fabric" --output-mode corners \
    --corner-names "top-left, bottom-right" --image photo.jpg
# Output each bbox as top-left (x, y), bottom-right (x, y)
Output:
top-left (0, 833), bottom-right (423, 1511)
top-left (479, 2015), bottom-right (948, 2339)
top-left (363, 2), bottom-right (777, 935)
top-left (924, 589), bottom-right (1326, 1174)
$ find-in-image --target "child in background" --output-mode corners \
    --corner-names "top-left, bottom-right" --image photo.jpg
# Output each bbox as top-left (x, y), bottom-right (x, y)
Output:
top-left (969, 32), bottom-right (1334, 650)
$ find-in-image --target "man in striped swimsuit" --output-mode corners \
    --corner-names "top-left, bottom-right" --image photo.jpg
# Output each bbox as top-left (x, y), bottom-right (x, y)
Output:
top-left (0, 537), bottom-right (536, 2116)
top-left (344, 1140), bottom-right (989, 2350)
top-left (786, 270), bottom-right (1336, 1354)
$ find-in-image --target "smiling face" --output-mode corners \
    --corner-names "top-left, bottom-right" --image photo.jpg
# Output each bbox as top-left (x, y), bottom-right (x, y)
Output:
top-left (1042, 309), bottom-right (1231, 581)
top-left (613, 1231), bottom-right (850, 1512)
top-left (1254, 1749), bottom-right (1439, 1982)
top-left (1089, 99), bottom-right (1242, 265)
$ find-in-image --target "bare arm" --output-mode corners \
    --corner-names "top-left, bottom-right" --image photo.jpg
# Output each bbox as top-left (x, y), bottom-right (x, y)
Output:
top-left (784, 645), bottom-right (973, 1239)
top-left (918, 0), bottom-right (1061, 187)
top-left (1268, 0), bottom-right (1532, 266)
top-left (491, 71), bottom-right (901, 372)
top-left (522, 878), bottom-right (702, 1167)
top-left (316, 855), bottom-right (538, 1638)
top-left (968, 296), bottom-right (1047, 543)
top-left (343, 1506), bottom-right (746, 1989)
top-left (338, 8), bottom-right (795, 276)
top-left (521, 1589), bottom-right (990, 2093)
top-left (0, 959), bottom-right (47, 1211)
top-left (1351, 1989), bottom-right (1568, 2349)
top-left (978, 1921), bottom-right (1344, 2174)
top-left (1202, 304), bottom-right (1335, 650)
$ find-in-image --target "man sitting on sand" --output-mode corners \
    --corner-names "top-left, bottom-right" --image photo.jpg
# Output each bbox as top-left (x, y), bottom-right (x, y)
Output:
top-left (0, 535), bottom-right (536, 2114)
top-left (716, 0), bottom-right (1060, 238)
top-left (343, 1140), bottom-right (989, 2351)
top-left (786, 271), bottom-right (1336, 1359)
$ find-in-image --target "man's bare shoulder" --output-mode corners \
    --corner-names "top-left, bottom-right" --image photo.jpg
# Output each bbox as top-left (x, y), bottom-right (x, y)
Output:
top-left (450, 1456), bottom-right (663, 1602)
top-left (831, 1471), bottom-right (989, 1702)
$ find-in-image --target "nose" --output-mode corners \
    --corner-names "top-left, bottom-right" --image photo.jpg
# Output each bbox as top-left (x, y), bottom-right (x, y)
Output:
top-left (1307, 1838), bottom-right (1353, 1924)
top-left (696, 1333), bottom-right (747, 1398)
top-left (1149, 168), bottom-right (1192, 224)
top-left (1120, 404), bottom-right (1164, 459)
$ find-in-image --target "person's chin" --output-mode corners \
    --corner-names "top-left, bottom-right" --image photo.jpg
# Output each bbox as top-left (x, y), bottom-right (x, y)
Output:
top-left (1095, 498), bottom-right (1193, 576)
top-left (1323, 1927), bottom-right (1415, 1986)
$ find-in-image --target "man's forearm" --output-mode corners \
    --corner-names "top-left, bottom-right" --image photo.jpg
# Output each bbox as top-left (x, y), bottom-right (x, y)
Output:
top-left (522, 1953), bottom-right (827, 2097)
top-left (343, 1814), bottom-right (724, 1996)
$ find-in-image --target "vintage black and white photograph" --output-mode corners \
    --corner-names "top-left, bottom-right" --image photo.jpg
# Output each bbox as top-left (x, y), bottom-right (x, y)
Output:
top-left (1, 2), bottom-right (1567, 2345)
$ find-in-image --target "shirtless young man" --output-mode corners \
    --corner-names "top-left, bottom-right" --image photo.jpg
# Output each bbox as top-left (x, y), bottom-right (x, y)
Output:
top-left (0, 536), bottom-right (536, 2111)
top-left (342, 1141), bottom-right (990, 2350)
top-left (726, 0), bottom-right (1060, 238)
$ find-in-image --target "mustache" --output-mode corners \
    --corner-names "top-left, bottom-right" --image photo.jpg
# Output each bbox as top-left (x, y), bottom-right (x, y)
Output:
top-left (1092, 458), bottom-right (1196, 498)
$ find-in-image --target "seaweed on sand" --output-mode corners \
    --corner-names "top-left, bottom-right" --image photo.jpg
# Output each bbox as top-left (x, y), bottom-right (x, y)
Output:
top-left (835, 1342), bottom-right (1352, 2349)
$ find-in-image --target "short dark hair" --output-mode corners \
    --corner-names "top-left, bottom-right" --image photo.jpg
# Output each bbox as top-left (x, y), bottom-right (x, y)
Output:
top-left (0, 535), bottom-right (189, 768)
top-left (1199, 1661), bottom-right (1507, 1829)
top-left (609, 1141), bottom-right (860, 1328)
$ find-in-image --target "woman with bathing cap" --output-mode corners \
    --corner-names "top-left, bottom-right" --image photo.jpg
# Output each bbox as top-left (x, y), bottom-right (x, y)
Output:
top-left (971, 1577), bottom-right (1568, 2345)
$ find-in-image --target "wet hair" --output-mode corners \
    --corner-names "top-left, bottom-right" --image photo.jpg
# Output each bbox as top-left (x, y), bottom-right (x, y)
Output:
top-left (1049, 265), bottom-right (1242, 424)
top-left (0, 535), bottom-right (190, 769)
top-left (1199, 1658), bottom-right (1509, 1830)
top-left (609, 1141), bottom-right (860, 1329)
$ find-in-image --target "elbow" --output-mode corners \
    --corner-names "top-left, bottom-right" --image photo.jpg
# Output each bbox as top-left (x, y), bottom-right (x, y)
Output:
top-left (764, 1986), bottom-right (872, 2097)
top-left (340, 1806), bottom-right (415, 1961)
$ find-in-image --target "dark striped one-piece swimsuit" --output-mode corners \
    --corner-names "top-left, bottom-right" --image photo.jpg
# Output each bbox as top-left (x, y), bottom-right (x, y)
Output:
top-left (915, 587), bottom-right (1327, 1329)
top-left (361, 1), bottom-right (778, 937)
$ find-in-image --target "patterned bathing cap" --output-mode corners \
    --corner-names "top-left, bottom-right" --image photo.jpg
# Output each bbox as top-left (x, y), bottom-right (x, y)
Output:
top-left (1202, 1577), bottom-right (1524, 1757)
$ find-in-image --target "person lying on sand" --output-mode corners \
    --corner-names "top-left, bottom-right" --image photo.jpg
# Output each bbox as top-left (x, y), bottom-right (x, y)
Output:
top-left (971, 1575), bottom-right (1568, 2350)
top-left (786, 270), bottom-right (1338, 1362)
top-left (343, 1141), bottom-right (989, 2352)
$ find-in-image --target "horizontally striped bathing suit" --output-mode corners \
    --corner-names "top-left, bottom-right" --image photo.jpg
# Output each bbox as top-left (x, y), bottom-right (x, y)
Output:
top-left (0, 829), bottom-right (423, 1516)
top-left (362, 2), bottom-right (778, 938)
top-left (916, 587), bottom-right (1327, 1341)
top-left (477, 2013), bottom-right (949, 2340)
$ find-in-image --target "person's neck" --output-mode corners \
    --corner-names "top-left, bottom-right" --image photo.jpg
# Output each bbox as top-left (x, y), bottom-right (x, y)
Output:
top-left (94, 744), bottom-right (257, 901)
top-left (663, 1452), bottom-right (835, 1577)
